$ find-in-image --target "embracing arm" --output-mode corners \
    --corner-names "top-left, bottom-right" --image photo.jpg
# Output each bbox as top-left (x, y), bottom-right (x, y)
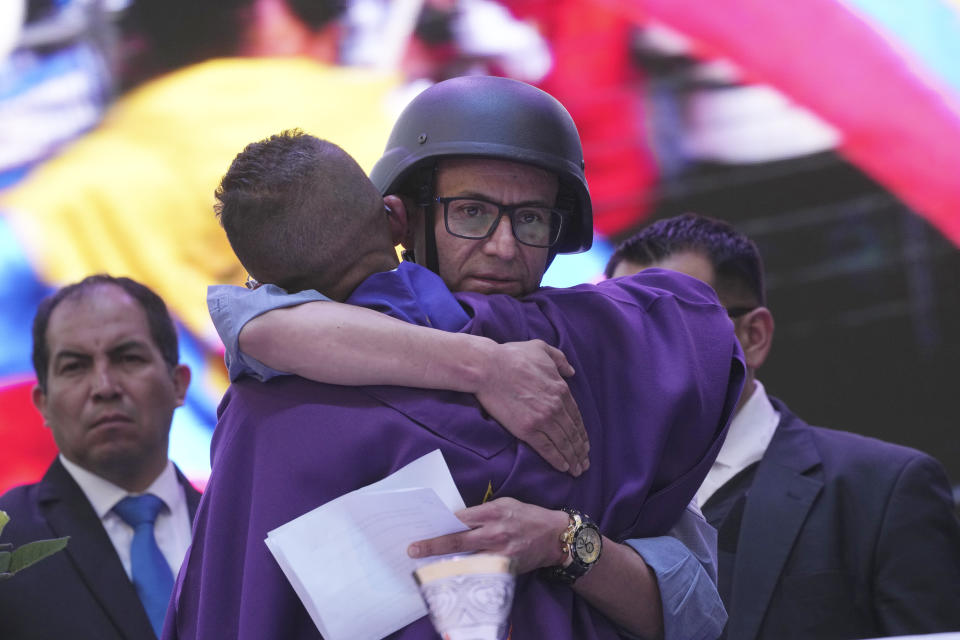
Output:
top-left (622, 506), bottom-right (726, 640)
top-left (245, 301), bottom-right (541, 390)
top-left (209, 285), bottom-right (588, 475)
top-left (573, 535), bottom-right (665, 639)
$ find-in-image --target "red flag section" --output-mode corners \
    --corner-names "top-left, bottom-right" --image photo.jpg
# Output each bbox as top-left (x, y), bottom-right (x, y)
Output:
top-left (0, 379), bottom-right (57, 493)
top-left (505, 0), bottom-right (659, 236)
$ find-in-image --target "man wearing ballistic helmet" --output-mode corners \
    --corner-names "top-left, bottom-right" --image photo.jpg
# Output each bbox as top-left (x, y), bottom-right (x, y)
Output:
top-left (178, 78), bottom-right (741, 640)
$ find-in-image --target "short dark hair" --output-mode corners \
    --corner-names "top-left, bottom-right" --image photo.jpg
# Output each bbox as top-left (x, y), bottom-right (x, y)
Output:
top-left (215, 130), bottom-right (388, 296)
top-left (32, 275), bottom-right (180, 392)
top-left (605, 213), bottom-right (766, 306)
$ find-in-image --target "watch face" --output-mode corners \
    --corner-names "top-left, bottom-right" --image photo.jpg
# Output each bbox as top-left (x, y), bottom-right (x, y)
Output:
top-left (574, 526), bottom-right (602, 565)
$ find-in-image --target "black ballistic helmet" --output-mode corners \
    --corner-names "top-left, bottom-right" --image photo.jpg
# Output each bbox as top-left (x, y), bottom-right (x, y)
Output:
top-left (370, 75), bottom-right (593, 254)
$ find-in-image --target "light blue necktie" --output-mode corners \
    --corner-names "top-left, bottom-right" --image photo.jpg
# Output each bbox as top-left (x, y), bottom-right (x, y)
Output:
top-left (113, 494), bottom-right (174, 637)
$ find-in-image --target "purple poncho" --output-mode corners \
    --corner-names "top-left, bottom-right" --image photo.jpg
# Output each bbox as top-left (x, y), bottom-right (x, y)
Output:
top-left (165, 267), bottom-right (744, 640)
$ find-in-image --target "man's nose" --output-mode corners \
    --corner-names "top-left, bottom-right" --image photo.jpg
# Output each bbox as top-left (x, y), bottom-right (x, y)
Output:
top-left (91, 363), bottom-right (122, 400)
top-left (481, 217), bottom-right (519, 259)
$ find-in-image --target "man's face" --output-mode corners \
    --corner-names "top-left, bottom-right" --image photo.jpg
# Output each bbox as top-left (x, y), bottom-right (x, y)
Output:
top-left (32, 285), bottom-right (189, 489)
top-left (431, 158), bottom-right (557, 297)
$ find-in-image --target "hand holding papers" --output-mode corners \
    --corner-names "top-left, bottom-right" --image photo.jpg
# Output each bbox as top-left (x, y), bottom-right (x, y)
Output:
top-left (265, 450), bottom-right (470, 640)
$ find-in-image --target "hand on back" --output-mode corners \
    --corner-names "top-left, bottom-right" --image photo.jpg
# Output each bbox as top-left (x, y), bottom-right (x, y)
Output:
top-left (475, 340), bottom-right (588, 476)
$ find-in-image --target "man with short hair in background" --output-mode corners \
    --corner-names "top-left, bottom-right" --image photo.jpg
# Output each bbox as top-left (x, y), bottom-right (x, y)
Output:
top-left (606, 213), bottom-right (960, 639)
top-left (0, 275), bottom-right (199, 640)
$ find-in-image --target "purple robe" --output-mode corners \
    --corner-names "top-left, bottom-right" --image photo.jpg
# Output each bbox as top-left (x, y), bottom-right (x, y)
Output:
top-left (165, 268), bottom-right (744, 640)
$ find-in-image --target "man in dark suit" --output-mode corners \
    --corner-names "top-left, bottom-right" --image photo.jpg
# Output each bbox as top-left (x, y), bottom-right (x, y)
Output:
top-left (0, 275), bottom-right (199, 640)
top-left (606, 213), bottom-right (960, 640)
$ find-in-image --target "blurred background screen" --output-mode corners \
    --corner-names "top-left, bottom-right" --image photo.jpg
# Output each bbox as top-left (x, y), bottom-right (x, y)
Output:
top-left (1, 0), bottom-right (958, 501)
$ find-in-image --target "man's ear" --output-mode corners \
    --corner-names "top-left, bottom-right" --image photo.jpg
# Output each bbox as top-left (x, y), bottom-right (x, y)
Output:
top-left (171, 364), bottom-right (191, 408)
top-left (736, 307), bottom-right (775, 371)
top-left (384, 195), bottom-right (410, 247)
top-left (31, 384), bottom-right (49, 427)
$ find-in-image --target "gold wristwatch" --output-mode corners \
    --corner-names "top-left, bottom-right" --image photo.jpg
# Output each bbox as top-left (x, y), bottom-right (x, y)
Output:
top-left (547, 508), bottom-right (602, 584)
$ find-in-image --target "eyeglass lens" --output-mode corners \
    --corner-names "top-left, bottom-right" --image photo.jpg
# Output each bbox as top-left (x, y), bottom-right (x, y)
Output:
top-left (443, 198), bottom-right (561, 247)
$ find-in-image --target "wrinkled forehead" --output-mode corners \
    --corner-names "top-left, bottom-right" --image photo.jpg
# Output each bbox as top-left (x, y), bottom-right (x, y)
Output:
top-left (436, 157), bottom-right (559, 199)
top-left (46, 285), bottom-right (153, 351)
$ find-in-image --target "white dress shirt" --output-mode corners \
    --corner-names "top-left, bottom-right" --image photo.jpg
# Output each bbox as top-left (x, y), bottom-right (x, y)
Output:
top-left (59, 455), bottom-right (192, 579)
top-left (695, 380), bottom-right (780, 507)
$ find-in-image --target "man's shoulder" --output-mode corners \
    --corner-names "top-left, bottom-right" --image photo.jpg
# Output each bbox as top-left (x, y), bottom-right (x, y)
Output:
top-left (217, 376), bottom-right (344, 434)
top-left (457, 268), bottom-right (728, 343)
top-left (773, 399), bottom-right (940, 480)
top-left (214, 376), bottom-right (397, 446)
top-left (530, 268), bottom-right (721, 308)
top-left (212, 376), bottom-right (336, 473)
top-left (0, 480), bottom-right (51, 542)
top-left (0, 481), bottom-right (41, 510)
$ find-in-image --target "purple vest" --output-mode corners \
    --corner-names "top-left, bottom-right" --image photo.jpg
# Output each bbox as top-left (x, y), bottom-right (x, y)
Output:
top-left (165, 268), bottom-right (744, 640)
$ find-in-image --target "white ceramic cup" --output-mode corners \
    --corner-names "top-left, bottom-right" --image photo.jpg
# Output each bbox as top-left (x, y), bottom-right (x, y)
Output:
top-left (414, 554), bottom-right (515, 640)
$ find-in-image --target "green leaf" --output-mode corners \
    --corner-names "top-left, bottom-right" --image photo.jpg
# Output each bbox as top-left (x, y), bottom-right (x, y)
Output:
top-left (0, 549), bottom-right (10, 573)
top-left (0, 510), bottom-right (8, 537)
top-left (9, 537), bottom-right (70, 574)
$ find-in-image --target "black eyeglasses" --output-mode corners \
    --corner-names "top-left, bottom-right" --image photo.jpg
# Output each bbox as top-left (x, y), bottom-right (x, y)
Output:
top-left (726, 306), bottom-right (757, 319)
top-left (436, 196), bottom-right (564, 248)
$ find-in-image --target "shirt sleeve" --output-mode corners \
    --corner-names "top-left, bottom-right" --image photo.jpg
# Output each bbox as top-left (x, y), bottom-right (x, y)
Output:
top-left (207, 284), bottom-right (330, 382)
top-left (624, 503), bottom-right (727, 640)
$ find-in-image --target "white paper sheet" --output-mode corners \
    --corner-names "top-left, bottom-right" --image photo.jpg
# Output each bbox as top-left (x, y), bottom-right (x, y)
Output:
top-left (265, 450), bottom-right (469, 640)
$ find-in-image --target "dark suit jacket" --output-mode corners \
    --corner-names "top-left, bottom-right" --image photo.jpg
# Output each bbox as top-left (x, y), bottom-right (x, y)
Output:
top-left (0, 458), bottom-right (201, 640)
top-left (723, 398), bottom-right (960, 640)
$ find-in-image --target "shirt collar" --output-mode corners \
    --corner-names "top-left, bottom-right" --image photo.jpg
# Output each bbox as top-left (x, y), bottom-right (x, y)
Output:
top-left (59, 455), bottom-right (180, 518)
top-left (348, 262), bottom-right (470, 332)
top-left (714, 380), bottom-right (780, 470)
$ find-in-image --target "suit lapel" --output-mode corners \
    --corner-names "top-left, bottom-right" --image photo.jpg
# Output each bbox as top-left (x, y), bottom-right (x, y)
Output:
top-left (727, 409), bottom-right (823, 640)
top-left (38, 460), bottom-right (158, 640)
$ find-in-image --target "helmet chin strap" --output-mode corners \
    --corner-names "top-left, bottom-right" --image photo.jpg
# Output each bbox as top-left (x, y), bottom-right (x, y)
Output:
top-left (423, 204), bottom-right (440, 275)
top-left (408, 162), bottom-right (440, 275)
top-left (399, 207), bottom-right (439, 273)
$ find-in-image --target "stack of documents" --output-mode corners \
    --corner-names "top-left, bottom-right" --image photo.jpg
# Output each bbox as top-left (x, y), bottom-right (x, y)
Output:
top-left (265, 450), bottom-right (470, 640)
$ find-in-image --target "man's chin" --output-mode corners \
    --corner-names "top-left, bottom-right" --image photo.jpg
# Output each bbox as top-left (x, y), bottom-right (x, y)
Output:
top-left (84, 445), bottom-right (167, 487)
top-left (85, 433), bottom-right (164, 468)
top-left (461, 278), bottom-right (526, 297)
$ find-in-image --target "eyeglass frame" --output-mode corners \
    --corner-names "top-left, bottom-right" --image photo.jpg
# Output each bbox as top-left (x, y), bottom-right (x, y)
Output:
top-left (435, 196), bottom-right (566, 248)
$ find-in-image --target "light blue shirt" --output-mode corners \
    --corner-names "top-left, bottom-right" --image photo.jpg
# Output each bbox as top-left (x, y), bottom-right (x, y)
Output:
top-left (627, 504), bottom-right (726, 640)
top-left (208, 284), bottom-right (330, 382)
